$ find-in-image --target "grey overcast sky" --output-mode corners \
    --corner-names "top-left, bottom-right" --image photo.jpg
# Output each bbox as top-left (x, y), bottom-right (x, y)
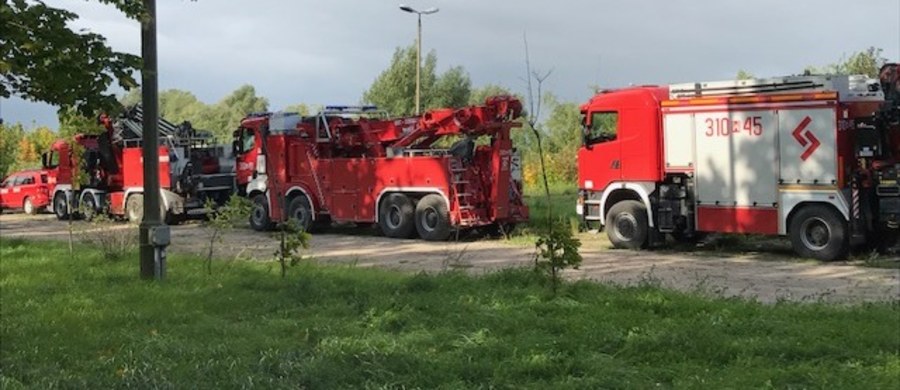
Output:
top-left (2, 0), bottom-right (899, 129)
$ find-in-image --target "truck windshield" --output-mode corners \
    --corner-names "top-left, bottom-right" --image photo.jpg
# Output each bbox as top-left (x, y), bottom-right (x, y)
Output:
top-left (585, 111), bottom-right (618, 145)
top-left (239, 128), bottom-right (255, 154)
top-left (43, 151), bottom-right (60, 169)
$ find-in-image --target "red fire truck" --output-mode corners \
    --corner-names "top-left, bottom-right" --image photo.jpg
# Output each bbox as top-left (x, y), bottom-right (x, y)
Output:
top-left (577, 64), bottom-right (899, 261)
top-left (232, 96), bottom-right (529, 240)
top-left (45, 107), bottom-right (235, 222)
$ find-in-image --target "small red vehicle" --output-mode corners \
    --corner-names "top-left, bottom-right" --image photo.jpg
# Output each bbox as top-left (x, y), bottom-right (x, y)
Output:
top-left (0, 169), bottom-right (54, 214)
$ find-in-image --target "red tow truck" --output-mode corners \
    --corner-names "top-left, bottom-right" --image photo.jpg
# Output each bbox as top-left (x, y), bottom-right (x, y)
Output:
top-left (577, 64), bottom-right (900, 260)
top-left (233, 96), bottom-right (529, 240)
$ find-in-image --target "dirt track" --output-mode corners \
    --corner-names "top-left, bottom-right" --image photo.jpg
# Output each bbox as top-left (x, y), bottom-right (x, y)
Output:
top-left (1, 213), bottom-right (898, 304)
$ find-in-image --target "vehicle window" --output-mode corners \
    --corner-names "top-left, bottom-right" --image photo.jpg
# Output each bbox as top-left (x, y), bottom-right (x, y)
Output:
top-left (40, 174), bottom-right (48, 184)
top-left (0, 179), bottom-right (8, 188)
top-left (241, 128), bottom-right (255, 153)
top-left (47, 151), bottom-right (60, 168)
top-left (585, 112), bottom-right (618, 145)
top-left (12, 176), bottom-right (25, 186)
top-left (22, 176), bottom-right (35, 185)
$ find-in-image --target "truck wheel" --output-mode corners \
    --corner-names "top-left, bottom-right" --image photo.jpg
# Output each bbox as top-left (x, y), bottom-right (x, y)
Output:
top-left (606, 200), bottom-right (649, 250)
top-left (126, 194), bottom-right (144, 224)
top-left (789, 205), bottom-right (847, 261)
top-left (53, 192), bottom-right (69, 220)
top-left (379, 193), bottom-right (416, 238)
top-left (287, 196), bottom-right (313, 232)
top-left (249, 194), bottom-right (274, 231)
top-left (415, 194), bottom-right (451, 241)
top-left (23, 197), bottom-right (35, 215)
top-left (82, 193), bottom-right (98, 222)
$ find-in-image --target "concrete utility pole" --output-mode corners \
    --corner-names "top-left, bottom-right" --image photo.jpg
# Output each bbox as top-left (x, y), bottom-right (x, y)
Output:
top-left (139, 0), bottom-right (169, 280)
top-left (399, 4), bottom-right (439, 115)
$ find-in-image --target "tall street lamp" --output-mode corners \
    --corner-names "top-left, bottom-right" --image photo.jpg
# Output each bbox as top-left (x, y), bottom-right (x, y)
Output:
top-left (399, 4), bottom-right (439, 115)
top-left (140, 0), bottom-right (168, 280)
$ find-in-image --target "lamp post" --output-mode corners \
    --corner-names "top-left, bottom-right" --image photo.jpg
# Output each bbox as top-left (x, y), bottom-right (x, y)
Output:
top-left (399, 4), bottom-right (439, 115)
top-left (139, 0), bottom-right (168, 280)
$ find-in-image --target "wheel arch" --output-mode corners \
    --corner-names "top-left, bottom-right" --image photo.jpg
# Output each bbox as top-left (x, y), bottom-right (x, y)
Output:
top-left (79, 188), bottom-right (106, 206)
top-left (50, 184), bottom-right (73, 214)
top-left (599, 182), bottom-right (655, 228)
top-left (284, 185), bottom-right (317, 220)
top-left (779, 190), bottom-right (849, 235)
top-left (123, 188), bottom-right (180, 213)
top-left (784, 201), bottom-right (847, 235)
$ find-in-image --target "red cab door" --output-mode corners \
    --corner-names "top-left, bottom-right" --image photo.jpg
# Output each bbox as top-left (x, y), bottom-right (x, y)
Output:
top-left (578, 111), bottom-right (622, 191)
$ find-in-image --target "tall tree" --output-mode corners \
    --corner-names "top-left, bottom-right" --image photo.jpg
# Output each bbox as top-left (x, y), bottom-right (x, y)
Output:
top-left (58, 107), bottom-right (105, 137)
top-left (14, 137), bottom-right (38, 170)
top-left (0, 123), bottom-right (25, 178)
top-left (736, 69), bottom-right (755, 80)
top-left (804, 47), bottom-right (887, 77)
top-left (430, 66), bottom-right (471, 109)
top-left (159, 89), bottom-right (205, 125)
top-left (28, 126), bottom-right (57, 154)
top-left (469, 84), bottom-right (514, 105)
top-left (362, 44), bottom-right (471, 116)
top-left (282, 103), bottom-right (312, 116)
top-left (1, 0), bottom-right (142, 115)
top-left (541, 95), bottom-right (582, 183)
top-left (206, 85), bottom-right (269, 140)
top-left (118, 85), bottom-right (268, 140)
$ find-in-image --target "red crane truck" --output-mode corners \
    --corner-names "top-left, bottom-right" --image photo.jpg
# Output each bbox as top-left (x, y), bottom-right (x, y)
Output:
top-left (577, 64), bottom-right (900, 261)
top-left (232, 96), bottom-right (529, 240)
top-left (44, 107), bottom-right (236, 223)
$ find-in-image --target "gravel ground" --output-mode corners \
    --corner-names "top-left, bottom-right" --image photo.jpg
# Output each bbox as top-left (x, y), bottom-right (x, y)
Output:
top-left (1, 212), bottom-right (898, 304)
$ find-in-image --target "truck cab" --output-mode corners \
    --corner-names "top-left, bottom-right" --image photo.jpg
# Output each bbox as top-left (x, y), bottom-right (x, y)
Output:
top-left (233, 115), bottom-right (268, 195)
top-left (578, 86), bottom-right (667, 201)
top-left (578, 86), bottom-right (670, 244)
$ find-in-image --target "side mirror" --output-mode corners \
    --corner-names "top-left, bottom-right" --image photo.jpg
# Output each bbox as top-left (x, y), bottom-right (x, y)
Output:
top-left (41, 152), bottom-right (49, 168)
top-left (232, 140), bottom-right (241, 155)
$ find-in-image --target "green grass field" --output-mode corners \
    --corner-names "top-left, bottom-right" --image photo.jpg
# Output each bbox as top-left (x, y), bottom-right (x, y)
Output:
top-left (519, 181), bottom-right (579, 234)
top-left (1, 239), bottom-right (898, 388)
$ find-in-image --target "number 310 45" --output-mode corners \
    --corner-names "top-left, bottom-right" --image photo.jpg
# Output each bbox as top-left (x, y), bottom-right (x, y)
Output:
top-left (704, 116), bottom-right (763, 137)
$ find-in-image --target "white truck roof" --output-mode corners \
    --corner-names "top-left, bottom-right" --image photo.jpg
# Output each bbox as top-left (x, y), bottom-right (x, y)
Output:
top-left (669, 74), bottom-right (883, 102)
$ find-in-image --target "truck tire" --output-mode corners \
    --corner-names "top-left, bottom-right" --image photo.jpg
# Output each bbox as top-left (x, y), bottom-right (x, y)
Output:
top-left (379, 193), bottom-right (416, 238)
top-left (23, 197), bottom-right (35, 215)
top-left (606, 200), bottom-right (649, 250)
top-left (415, 194), bottom-right (451, 241)
top-left (126, 193), bottom-right (143, 224)
top-left (789, 205), bottom-right (848, 261)
top-left (82, 193), bottom-right (98, 222)
top-left (287, 196), bottom-right (313, 232)
top-left (249, 194), bottom-right (274, 231)
top-left (53, 192), bottom-right (69, 220)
